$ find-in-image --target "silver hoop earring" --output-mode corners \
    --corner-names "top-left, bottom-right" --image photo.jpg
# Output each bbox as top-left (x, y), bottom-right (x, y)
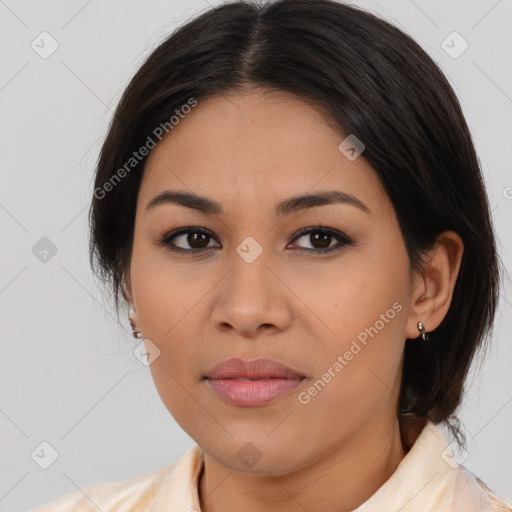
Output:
top-left (417, 321), bottom-right (428, 341)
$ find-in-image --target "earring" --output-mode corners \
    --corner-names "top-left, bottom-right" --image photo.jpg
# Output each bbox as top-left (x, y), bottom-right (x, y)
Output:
top-left (128, 307), bottom-right (142, 339)
top-left (417, 321), bottom-right (428, 341)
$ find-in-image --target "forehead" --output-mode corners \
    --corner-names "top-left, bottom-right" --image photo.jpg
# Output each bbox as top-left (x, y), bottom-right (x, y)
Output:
top-left (139, 90), bottom-right (383, 213)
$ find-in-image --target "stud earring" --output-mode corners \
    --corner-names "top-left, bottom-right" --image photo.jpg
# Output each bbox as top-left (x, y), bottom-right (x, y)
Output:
top-left (128, 307), bottom-right (142, 339)
top-left (417, 321), bottom-right (428, 341)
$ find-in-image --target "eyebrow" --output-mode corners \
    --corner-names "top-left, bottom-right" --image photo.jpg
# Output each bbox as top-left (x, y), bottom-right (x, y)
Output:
top-left (145, 189), bottom-right (372, 218)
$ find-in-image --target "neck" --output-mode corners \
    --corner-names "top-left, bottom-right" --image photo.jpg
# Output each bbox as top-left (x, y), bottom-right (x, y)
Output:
top-left (199, 416), bottom-right (409, 512)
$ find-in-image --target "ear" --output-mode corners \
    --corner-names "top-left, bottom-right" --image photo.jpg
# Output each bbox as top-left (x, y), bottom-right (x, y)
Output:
top-left (122, 271), bottom-right (135, 308)
top-left (405, 230), bottom-right (464, 340)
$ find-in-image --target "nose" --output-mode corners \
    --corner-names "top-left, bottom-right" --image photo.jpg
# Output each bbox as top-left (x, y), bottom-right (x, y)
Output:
top-left (210, 250), bottom-right (293, 338)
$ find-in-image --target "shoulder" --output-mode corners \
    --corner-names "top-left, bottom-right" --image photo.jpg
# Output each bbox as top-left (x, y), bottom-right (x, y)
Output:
top-left (29, 460), bottom-right (179, 511)
top-left (475, 475), bottom-right (512, 512)
top-left (413, 420), bottom-right (512, 512)
top-left (451, 465), bottom-right (512, 512)
top-left (29, 444), bottom-right (204, 512)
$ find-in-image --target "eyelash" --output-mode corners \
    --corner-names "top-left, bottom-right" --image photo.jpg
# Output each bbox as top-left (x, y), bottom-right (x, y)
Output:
top-left (158, 225), bottom-right (354, 256)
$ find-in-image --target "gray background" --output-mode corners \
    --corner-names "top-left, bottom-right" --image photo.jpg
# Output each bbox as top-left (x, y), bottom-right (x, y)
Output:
top-left (0, 0), bottom-right (511, 510)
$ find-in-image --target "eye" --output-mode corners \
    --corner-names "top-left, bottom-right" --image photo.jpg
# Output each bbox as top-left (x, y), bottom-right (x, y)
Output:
top-left (289, 226), bottom-right (354, 254)
top-left (159, 227), bottom-right (221, 254)
top-left (158, 225), bottom-right (354, 255)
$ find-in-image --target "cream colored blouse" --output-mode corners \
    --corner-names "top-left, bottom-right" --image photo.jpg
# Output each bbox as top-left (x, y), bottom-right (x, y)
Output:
top-left (30, 420), bottom-right (511, 511)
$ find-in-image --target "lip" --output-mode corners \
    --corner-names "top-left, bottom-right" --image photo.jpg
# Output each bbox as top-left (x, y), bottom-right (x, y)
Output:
top-left (204, 357), bottom-right (305, 380)
top-left (204, 357), bottom-right (306, 407)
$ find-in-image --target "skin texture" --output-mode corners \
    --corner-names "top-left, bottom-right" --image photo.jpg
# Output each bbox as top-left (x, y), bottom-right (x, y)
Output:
top-left (123, 89), bottom-right (464, 512)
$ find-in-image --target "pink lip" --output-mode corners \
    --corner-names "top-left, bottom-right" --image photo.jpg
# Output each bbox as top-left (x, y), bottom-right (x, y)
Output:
top-left (204, 358), bottom-right (306, 407)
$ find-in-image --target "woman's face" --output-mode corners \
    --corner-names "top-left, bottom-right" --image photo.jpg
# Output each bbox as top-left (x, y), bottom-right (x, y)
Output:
top-left (126, 90), bottom-right (420, 474)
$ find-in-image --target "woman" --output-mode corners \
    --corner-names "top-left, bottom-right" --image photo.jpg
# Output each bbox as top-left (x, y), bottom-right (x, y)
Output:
top-left (31, 0), bottom-right (511, 510)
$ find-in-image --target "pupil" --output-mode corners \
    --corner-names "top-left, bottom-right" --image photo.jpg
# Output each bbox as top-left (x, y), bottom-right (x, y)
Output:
top-left (312, 232), bottom-right (330, 249)
top-left (189, 232), bottom-right (208, 248)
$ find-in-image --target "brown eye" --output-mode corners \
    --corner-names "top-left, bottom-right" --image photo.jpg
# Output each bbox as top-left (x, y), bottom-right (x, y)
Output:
top-left (161, 227), bottom-right (221, 253)
top-left (160, 226), bottom-right (353, 256)
top-left (186, 232), bottom-right (210, 249)
top-left (290, 227), bottom-right (354, 254)
top-left (307, 232), bottom-right (331, 250)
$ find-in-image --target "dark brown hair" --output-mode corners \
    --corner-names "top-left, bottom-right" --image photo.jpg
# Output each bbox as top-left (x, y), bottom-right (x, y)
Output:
top-left (88, 0), bottom-right (501, 448)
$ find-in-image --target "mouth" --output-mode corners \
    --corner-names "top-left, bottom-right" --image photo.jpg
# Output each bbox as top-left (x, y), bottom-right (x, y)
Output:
top-left (204, 376), bottom-right (306, 407)
top-left (204, 357), bottom-right (305, 380)
top-left (224, 377), bottom-right (292, 381)
top-left (203, 357), bottom-right (306, 407)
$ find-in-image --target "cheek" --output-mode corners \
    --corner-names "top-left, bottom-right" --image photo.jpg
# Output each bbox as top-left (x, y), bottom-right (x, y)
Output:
top-left (293, 246), bottom-right (409, 423)
top-left (129, 247), bottom-right (206, 409)
top-left (294, 315), bottom-right (406, 449)
top-left (297, 243), bottom-right (410, 349)
top-left (130, 237), bottom-right (207, 336)
top-left (141, 332), bottom-right (204, 437)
